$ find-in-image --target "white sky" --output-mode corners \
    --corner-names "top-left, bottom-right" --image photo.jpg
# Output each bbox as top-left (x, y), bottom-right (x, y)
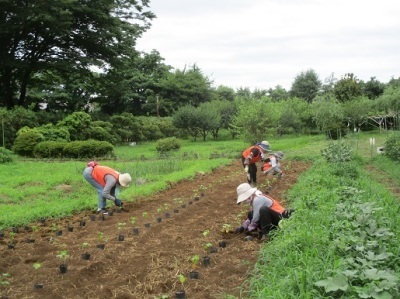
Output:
top-left (136, 0), bottom-right (400, 90)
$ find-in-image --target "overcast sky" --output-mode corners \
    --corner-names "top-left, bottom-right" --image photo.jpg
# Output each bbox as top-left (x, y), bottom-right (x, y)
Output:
top-left (136, 0), bottom-right (400, 91)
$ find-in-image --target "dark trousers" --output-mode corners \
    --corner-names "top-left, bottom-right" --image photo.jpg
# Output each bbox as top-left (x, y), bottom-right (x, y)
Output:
top-left (248, 207), bottom-right (294, 235)
top-left (241, 158), bottom-right (257, 184)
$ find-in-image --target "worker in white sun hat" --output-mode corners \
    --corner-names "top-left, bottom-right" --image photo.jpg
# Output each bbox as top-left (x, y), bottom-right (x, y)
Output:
top-left (235, 182), bottom-right (294, 241)
top-left (83, 161), bottom-right (132, 215)
top-left (241, 140), bottom-right (272, 187)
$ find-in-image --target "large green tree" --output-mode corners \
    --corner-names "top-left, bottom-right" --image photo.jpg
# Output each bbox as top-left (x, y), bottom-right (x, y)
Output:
top-left (333, 73), bottom-right (362, 102)
top-left (0, 0), bottom-right (155, 109)
top-left (290, 69), bottom-right (322, 103)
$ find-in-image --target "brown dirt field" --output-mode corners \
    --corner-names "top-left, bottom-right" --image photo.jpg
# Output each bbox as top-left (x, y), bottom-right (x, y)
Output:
top-left (0, 159), bottom-right (310, 299)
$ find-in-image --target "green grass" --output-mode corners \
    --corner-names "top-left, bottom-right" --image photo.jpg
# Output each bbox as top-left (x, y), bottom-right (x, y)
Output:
top-left (246, 132), bottom-right (400, 298)
top-left (0, 132), bottom-right (392, 229)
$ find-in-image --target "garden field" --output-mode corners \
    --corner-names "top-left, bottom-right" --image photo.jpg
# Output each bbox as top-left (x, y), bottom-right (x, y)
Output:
top-left (0, 132), bottom-right (399, 298)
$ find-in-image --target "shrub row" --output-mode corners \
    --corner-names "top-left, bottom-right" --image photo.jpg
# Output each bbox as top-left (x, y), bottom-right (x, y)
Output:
top-left (34, 140), bottom-right (115, 159)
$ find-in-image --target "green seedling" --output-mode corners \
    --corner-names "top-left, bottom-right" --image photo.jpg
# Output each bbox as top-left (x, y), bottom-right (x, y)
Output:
top-left (189, 254), bottom-right (200, 269)
top-left (142, 212), bottom-right (148, 218)
top-left (178, 274), bottom-right (186, 288)
top-left (56, 250), bottom-right (69, 263)
top-left (203, 242), bottom-right (213, 252)
top-left (82, 242), bottom-right (89, 250)
top-left (0, 273), bottom-right (11, 297)
top-left (33, 262), bottom-right (42, 284)
top-left (117, 222), bottom-right (126, 230)
top-left (8, 232), bottom-right (15, 243)
top-left (129, 216), bottom-right (137, 225)
top-left (221, 223), bottom-right (233, 233)
top-left (202, 229), bottom-right (210, 237)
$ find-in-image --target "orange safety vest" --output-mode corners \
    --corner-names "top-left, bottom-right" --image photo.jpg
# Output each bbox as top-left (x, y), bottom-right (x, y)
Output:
top-left (91, 166), bottom-right (119, 187)
top-left (262, 193), bottom-right (286, 214)
top-left (242, 146), bottom-right (263, 164)
top-left (261, 155), bottom-right (274, 172)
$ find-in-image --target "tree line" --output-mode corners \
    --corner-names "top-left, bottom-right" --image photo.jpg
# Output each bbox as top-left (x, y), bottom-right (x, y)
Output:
top-left (1, 1), bottom-right (400, 152)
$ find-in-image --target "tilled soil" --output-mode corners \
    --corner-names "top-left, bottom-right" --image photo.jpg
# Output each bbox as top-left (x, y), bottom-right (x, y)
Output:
top-left (0, 159), bottom-right (310, 299)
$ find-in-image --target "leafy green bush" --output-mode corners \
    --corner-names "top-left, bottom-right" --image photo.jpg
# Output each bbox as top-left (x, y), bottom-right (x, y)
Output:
top-left (384, 132), bottom-right (400, 162)
top-left (34, 141), bottom-right (68, 158)
top-left (0, 147), bottom-right (15, 163)
top-left (12, 130), bottom-right (44, 157)
top-left (63, 140), bottom-right (115, 159)
top-left (156, 137), bottom-right (181, 153)
top-left (321, 142), bottom-right (352, 162)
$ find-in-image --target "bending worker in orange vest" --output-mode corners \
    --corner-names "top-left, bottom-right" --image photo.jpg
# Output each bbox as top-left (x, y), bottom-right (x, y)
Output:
top-left (235, 183), bottom-right (294, 241)
top-left (261, 151), bottom-right (284, 178)
top-left (241, 141), bottom-right (271, 187)
top-left (83, 161), bottom-right (132, 215)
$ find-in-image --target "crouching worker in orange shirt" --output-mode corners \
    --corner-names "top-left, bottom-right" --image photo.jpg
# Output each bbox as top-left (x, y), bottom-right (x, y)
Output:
top-left (235, 182), bottom-right (294, 241)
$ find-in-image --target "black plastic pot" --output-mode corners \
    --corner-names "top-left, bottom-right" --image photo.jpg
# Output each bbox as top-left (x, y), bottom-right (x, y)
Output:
top-left (118, 234), bottom-right (124, 241)
top-left (209, 247), bottom-right (218, 254)
top-left (59, 264), bottom-right (67, 274)
top-left (219, 241), bottom-right (227, 248)
top-left (175, 290), bottom-right (186, 299)
top-left (67, 226), bottom-right (74, 232)
top-left (7, 243), bottom-right (15, 250)
top-left (194, 196), bottom-right (200, 201)
top-left (165, 213), bottom-right (171, 218)
top-left (189, 271), bottom-right (199, 279)
top-left (79, 220), bottom-right (86, 227)
top-left (81, 253), bottom-right (91, 260)
top-left (156, 217), bottom-right (162, 223)
top-left (55, 230), bottom-right (62, 236)
top-left (96, 244), bottom-right (105, 250)
top-left (34, 283), bottom-right (44, 289)
top-left (174, 209), bottom-right (179, 213)
top-left (202, 256), bottom-right (211, 267)
top-left (144, 223), bottom-right (151, 228)
top-left (133, 227), bottom-right (139, 235)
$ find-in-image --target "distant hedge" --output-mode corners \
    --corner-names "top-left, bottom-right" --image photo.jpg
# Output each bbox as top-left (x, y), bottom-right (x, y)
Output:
top-left (34, 140), bottom-right (115, 159)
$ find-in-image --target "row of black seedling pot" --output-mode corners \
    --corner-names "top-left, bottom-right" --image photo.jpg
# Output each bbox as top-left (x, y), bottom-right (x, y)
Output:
top-left (174, 240), bottom-right (227, 299)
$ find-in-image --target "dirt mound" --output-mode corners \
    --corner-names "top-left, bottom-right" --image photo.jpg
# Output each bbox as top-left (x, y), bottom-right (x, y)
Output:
top-left (0, 159), bottom-right (309, 299)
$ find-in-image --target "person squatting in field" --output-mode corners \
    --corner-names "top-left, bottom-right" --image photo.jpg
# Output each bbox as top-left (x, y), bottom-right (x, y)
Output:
top-left (235, 182), bottom-right (294, 241)
top-left (241, 141), bottom-right (271, 187)
top-left (261, 151), bottom-right (284, 179)
top-left (83, 161), bottom-right (132, 215)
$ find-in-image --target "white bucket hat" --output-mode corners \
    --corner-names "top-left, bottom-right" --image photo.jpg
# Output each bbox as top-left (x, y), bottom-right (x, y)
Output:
top-left (119, 173), bottom-right (132, 187)
top-left (236, 183), bottom-right (257, 204)
top-left (259, 140), bottom-right (271, 152)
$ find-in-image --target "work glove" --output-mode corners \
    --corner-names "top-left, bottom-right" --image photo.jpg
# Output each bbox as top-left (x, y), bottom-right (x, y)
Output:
top-left (244, 165), bottom-right (249, 172)
top-left (114, 198), bottom-right (123, 207)
top-left (247, 221), bottom-right (258, 232)
top-left (241, 219), bottom-right (251, 230)
top-left (235, 226), bottom-right (245, 234)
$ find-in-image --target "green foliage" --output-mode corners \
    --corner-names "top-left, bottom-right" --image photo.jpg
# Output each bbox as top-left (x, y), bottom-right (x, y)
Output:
top-left (333, 73), bottom-right (363, 102)
top-left (34, 141), bottom-right (67, 158)
top-left (63, 140), bottom-right (115, 159)
top-left (12, 130), bottom-right (44, 157)
top-left (321, 142), bottom-right (352, 162)
top-left (56, 112), bottom-right (92, 141)
top-left (311, 93), bottom-right (345, 137)
top-left (384, 132), bottom-right (400, 162)
top-left (290, 69), bottom-right (322, 103)
top-left (34, 124), bottom-right (70, 142)
top-left (0, 147), bottom-right (15, 163)
top-left (233, 97), bottom-right (276, 143)
top-left (156, 137), bottom-right (181, 153)
top-left (0, 0), bottom-right (155, 109)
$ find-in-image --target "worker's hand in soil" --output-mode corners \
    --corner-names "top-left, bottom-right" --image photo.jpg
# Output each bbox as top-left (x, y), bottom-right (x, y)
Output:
top-left (114, 198), bottom-right (123, 207)
top-left (235, 226), bottom-right (245, 234)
